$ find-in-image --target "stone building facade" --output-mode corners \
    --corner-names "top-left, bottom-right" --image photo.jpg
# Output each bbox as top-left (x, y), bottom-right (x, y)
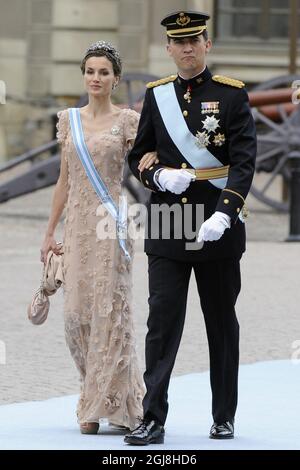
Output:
top-left (0, 0), bottom-right (299, 161)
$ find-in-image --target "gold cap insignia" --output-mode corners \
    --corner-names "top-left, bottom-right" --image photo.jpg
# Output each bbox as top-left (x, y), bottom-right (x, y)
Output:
top-left (176, 13), bottom-right (191, 27)
top-left (161, 11), bottom-right (210, 38)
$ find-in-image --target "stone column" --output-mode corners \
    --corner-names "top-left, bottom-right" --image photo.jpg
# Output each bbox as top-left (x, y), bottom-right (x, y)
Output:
top-left (26, 0), bottom-right (53, 97)
top-left (51, 0), bottom-right (119, 97)
top-left (0, 0), bottom-right (27, 161)
top-left (118, 0), bottom-right (150, 72)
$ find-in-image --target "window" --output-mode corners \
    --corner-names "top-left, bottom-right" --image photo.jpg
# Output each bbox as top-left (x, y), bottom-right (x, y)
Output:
top-left (215, 0), bottom-right (300, 42)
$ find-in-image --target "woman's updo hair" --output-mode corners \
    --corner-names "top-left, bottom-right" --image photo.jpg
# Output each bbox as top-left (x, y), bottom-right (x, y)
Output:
top-left (80, 40), bottom-right (122, 77)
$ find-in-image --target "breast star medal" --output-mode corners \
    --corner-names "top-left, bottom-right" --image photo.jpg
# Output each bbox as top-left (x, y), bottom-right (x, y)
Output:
top-left (213, 133), bottom-right (226, 146)
top-left (195, 131), bottom-right (210, 148)
top-left (202, 116), bottom-right (220, 134)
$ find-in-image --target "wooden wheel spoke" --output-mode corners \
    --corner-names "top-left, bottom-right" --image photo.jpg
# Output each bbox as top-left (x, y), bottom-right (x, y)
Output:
top-left (258, 135), bottom-right (285, 144)
top-left (253, 109), bottom-right (287, 135)
top-left (277, 104), bottom-right (289, 124)
top-left (260, 156), bottom-right (288, 194)
top-left (256, 146), bottom-right (284, 164)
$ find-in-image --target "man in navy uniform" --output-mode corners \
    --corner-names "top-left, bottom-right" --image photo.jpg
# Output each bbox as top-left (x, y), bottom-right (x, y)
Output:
top-left (124, 11), bottom-right (256, 445)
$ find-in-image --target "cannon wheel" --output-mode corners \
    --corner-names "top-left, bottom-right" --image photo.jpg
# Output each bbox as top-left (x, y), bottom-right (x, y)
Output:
top-left (250, 74), bottom-right (300, 212)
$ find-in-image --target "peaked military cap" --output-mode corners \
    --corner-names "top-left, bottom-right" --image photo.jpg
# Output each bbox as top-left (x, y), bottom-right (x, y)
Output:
top-left (161, 10), bottom-right (210, 38)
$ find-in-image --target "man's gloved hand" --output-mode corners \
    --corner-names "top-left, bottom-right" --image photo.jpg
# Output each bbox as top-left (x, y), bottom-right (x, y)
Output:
top-left (158, 169), bottom-right (195, 194)
top-left (197, 211), bottom-right (231, 242)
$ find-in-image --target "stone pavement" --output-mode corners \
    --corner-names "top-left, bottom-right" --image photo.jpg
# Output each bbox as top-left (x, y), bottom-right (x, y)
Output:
top-left (0, 185), bottom-right (300, 405)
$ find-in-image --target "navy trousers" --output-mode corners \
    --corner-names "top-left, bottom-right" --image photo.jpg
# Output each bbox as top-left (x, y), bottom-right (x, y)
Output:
top-left (143, 254), bottom-right (241, 425)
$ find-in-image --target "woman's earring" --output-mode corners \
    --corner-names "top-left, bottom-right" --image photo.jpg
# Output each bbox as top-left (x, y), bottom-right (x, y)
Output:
top-left (112, 82), bottom-right (118, 91)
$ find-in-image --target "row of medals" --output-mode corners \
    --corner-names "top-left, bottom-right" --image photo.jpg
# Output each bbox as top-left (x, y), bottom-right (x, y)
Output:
top-left (183, 87), bottom-right (226, 149)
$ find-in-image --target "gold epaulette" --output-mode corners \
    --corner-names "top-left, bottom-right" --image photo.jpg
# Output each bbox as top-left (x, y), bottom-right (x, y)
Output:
top-left (212, 75), bottom-right (245, 89)
top-left (146, 75), bottom-right (177, 89)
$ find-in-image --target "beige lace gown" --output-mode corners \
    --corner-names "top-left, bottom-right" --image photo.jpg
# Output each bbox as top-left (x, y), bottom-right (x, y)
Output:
top-left (56, 108), bottom-right (144, 429)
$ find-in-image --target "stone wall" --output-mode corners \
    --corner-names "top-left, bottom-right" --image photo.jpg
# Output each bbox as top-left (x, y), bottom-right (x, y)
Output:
top-left (0, 0), bottom-right (298, 163)
top-left (0, 0), bottom-right (28, 161)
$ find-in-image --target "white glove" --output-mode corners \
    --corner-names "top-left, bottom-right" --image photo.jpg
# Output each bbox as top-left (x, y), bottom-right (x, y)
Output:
top-left (197, 211), bottom-right (231, 242)
top-left (158, 169), bottom-right (195, 194)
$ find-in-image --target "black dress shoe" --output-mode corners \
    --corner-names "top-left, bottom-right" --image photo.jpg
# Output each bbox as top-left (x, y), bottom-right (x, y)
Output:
top-left (124, 419), bottom-right (165, 446)
top-left (209, 421), bottom-right (234, 439)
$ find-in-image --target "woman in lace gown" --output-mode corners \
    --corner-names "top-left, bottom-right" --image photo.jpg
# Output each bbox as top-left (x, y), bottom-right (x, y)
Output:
top-left (40, 41), bottom-right (157, 434)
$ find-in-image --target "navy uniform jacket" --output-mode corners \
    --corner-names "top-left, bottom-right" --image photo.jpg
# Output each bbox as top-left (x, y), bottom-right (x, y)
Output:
top-left (128, 67), bottom-right (257, 262)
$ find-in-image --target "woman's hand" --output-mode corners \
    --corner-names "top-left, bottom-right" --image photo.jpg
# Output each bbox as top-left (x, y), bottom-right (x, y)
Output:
top-left (138, 152), bottom-right (159, 172)
top-left (40, 235), bottom-right (60, 264)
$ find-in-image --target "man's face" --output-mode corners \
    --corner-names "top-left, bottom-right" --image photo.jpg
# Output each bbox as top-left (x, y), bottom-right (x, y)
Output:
top-left (166, 35), bottom-right (212, 74)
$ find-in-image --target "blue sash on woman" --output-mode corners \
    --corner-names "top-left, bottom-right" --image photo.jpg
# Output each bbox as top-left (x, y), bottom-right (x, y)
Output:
top-left (68, 107), bottom-right (130, 260)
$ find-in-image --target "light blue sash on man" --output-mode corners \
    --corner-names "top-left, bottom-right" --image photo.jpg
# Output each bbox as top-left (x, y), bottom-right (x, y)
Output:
top-left (68, 108), bottom-right (130, 260)
top-left (153, 82), bottom-right (228, 190)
